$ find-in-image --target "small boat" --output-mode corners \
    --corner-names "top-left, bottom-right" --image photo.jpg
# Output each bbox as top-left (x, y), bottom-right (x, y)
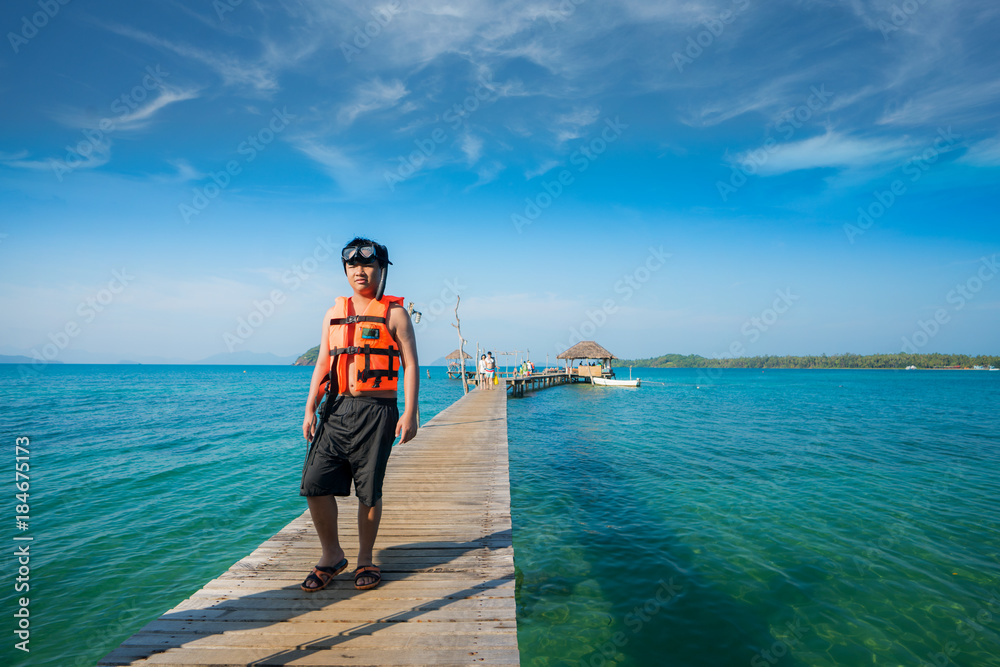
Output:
top-left (592, 376), bottom-right (640, 387)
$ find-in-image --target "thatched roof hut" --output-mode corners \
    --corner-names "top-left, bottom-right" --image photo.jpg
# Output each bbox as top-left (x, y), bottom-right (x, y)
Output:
top-left (445, 349), bottom-right (473, 360)
top-left (556, 341), bottom-right (617, 361)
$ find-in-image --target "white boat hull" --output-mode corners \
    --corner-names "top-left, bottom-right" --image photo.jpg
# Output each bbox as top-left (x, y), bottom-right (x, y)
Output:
top-left (592, 377), bottom-right (640, 387)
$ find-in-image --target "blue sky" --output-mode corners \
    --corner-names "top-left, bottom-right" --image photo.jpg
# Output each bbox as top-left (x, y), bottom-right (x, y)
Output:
top-left (1, 0), bottom-right (998, 365)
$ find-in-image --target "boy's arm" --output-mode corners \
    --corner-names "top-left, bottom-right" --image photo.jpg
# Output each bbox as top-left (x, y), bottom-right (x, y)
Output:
top-left (389, 303), bottom-right (419, 444)
top-left (302, 307), bottom-right (335, 441)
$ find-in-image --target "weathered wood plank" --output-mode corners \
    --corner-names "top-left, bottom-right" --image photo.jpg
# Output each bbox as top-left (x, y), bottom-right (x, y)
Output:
top-left (197, 580), bottom-right (516, 596)
top-left (105, 646), bottom-right (520, 665)
top-left (99, 384), bottom-right (518, 666)
top-left (130, 620), bottom-right (517, 636)
top-left (121, 631), bottom-right (520, 649)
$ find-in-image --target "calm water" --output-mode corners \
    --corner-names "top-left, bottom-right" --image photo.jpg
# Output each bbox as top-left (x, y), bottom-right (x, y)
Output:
top-left (509, 368), bottom-right (1000, 666)
top-left (2, 366), bottom-right (998, 666)
top-left (0, 364), bottom-right (462, 667)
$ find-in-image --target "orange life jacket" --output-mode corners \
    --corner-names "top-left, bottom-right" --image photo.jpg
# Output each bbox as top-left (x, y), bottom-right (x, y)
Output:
top-left (322, 294), bottom-right (404, 396)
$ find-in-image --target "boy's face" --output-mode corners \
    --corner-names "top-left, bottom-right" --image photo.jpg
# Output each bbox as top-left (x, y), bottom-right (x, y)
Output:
top-left (346, 260), bottom-right (381, 296)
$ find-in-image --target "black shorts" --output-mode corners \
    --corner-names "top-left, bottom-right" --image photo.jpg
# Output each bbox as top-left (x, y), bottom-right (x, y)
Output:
top-left (300, 395), bottom-right (399, 507)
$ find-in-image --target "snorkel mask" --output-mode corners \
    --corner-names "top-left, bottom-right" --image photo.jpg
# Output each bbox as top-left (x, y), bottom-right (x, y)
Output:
top-left (342, 242), bottom-right (393, 300)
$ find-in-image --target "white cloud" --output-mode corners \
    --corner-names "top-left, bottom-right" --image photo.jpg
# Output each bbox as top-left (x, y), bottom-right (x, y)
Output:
top-left (554, 106), bottom-right (600, 142)
top-left (680, 73), bottom-right (821, 128)
top-left (0, 140), bottom-right (111, 174)
top-left (958, 135), bottom-right (1000, 167)
top-left (51, 87), bottom-right (200, 132)
top-left (877, 79), bottom-right (1000, 127)
top-left (732, 130), bottom-right (912, 176)
top-left (525, 159), bottom-right (560, 179)
top-left (338, 78), bottom-right (408, 126)
top-left (3, 88), bottom-right (198, 176)
top-left (293, 139), bottom-right (386, 196)
top-left (296, 141), bottom-right (354, 181)
top-left (115, 88), bottom-right (200, 130)
top-left (460, 133), bottom-right (483, 165)
top-left (465, 161), bottom-right (505, 191)
top-left (0, 150), bottom-right (29, 162)
top-left (153, 159), bottom-right (203, 184)
top-left (104, 24), bottom-right (280, 93)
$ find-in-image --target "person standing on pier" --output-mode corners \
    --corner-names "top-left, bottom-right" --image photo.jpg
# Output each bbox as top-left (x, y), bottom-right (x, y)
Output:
top-left (484, 352), bottom-right (496, 389)
top-left (478, 353), bottom-right (487, 389)
top-left (299, 238), bottom-right (419, 592)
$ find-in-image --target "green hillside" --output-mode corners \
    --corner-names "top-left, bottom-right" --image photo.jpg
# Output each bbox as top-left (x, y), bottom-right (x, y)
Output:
top-left (293, 345), bottom-right (320, 366)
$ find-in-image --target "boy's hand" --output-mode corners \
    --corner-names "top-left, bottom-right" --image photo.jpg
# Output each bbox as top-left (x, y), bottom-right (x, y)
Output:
top-left (303, 413), bottom-right (316, 442)
top-left (396, 412), bottom-right (418, 444)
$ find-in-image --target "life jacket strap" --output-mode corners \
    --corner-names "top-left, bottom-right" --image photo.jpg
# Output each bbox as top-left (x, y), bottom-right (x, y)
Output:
top-left (330, 315), bottom-right (386, 326)
top-left (357, 345), bottom-right (398, 388)
top-left (330, 346), bottom-right (398, 357)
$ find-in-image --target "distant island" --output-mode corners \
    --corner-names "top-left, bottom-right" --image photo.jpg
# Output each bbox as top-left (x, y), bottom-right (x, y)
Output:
top-left (618, 353), bottom-right (1000, 370)
top-left (0, 354), bottom-right (63, 364)
top-left (293, 346), bottom-right (321, 366)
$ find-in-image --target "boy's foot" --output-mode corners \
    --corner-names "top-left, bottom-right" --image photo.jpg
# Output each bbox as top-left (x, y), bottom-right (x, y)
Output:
top-left (300, 558), bottom-right (349, 592)
top-left (354, 564), bottom-right (381, 590)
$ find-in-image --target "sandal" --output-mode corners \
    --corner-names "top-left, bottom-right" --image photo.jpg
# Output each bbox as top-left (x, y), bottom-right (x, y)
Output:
top-left (354, 564), bottom-right (382, 590)
top-left (300, 558), bottom-right (348, 592)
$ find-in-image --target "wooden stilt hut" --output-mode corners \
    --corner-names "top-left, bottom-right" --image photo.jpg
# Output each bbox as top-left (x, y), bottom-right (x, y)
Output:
top-left (445, 349), bottom-right (475, 380)
top-left (557, 341), bottom-right (618, 378)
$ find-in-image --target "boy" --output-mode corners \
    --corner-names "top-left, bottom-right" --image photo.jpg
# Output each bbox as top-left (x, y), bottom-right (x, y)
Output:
top-left (299, 237), bottom-right (418, 591)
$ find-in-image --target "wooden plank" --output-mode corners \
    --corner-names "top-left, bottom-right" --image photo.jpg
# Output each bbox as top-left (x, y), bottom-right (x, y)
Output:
top-left (99, 385), bottom-right (518, 666)
top-left (131, 620), bottom-right (517, 635)
top-left (120, 631), bottom-right (519, 649)
top-left (108, 647), bottom-right (521, 665)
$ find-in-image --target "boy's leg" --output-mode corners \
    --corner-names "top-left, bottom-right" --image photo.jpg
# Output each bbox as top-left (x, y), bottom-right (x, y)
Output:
top-left (356, 498), bottom-right (383, 587)
top-left (348, 398), bottom-right (397, 588)
top-left (307, 495), bottom-right (346, 567)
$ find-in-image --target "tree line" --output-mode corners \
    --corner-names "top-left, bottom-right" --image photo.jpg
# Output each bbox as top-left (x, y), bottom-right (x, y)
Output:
top-left (617, 353), bottom-right (1000, 370)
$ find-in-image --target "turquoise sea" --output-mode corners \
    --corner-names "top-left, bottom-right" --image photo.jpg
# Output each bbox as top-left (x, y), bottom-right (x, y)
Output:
top-left (2, 365), bottom-right (999, 666)
top-left (509, 368), bottom-right (1000, 666)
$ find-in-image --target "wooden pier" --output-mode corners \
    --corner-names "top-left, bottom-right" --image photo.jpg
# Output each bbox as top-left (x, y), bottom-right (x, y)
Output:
top-left (503, 369), bottom-right (613, 397)
top-left (503, 370), bottom-right (583, 397)
top-left (99, 385), bottom-right (518, 666)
